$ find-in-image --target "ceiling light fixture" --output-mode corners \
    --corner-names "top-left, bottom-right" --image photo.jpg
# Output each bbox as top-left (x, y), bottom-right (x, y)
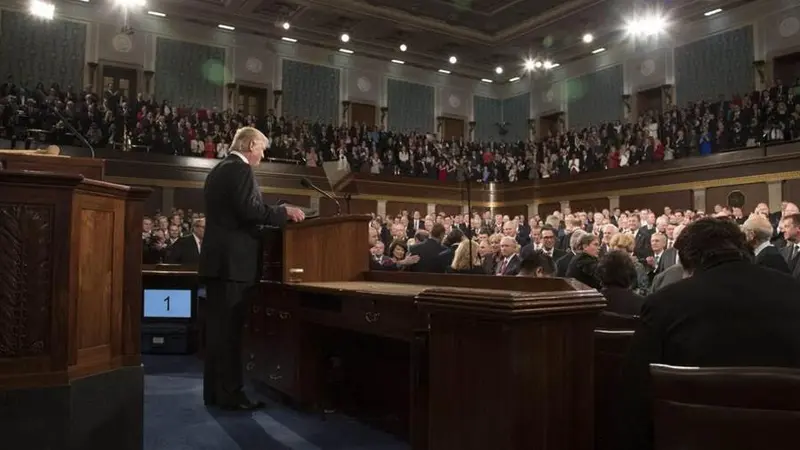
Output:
top-left (523, 59), bottom-right (535, 71)
top-left (399, 44), bottom-right (407, 52)
top-left (448, 56), bottom-right (457, 64)
top-left (533, 60), bottom-right (543, 69)
top-left (704, 8), bottom-right (722, 17)
top-left (543, 61), bottom-right (554, 69)
top-left (591, 47), bottom-right (606, 54)
top-left (218, 24), bottom-right (235, 31)
top-left (582, 33), bottom-right (594, 43)
top-left (439, 69), bottom-right (451, 74)
top-left (509, 76), bottom-right (521, 82)
top-left (495, 66), bottom-right (503, 74)
top-left (481, 78), bottom-right (493, 83)
top-left (625, 15), bottom-right (668, 37)
top-left (281, 37), bottom-right (297, 43)
top-left (340, 33), bottom-right (350, 43)
top-left (339, 48), bottom-right (353, 54)
top-left (29, 0), bottom-right (55, 19)
top-left (147, 10), bottom-right (165, 17)
top-left (282, 21), bottom-right (291, 30)
top-left (549, 63), bottom-right (560, 69)
top-left (391, 59), bottom-right (405, 64)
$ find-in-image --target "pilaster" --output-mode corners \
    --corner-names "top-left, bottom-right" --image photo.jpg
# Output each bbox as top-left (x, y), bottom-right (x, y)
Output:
top-left (692, 188), bottom-right (707, 212)
top-left (767, 181), bottom-right (783, 213)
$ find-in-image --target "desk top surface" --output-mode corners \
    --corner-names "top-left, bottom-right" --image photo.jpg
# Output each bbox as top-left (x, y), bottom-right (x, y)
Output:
top-left (294, 281), bottom-right (430, 297)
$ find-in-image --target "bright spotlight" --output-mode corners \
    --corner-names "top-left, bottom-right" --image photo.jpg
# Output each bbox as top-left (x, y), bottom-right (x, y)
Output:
top-left (582, 33), bottom-right (594, 43)
top-left (533, 60), bottom-right (543, 69)
top-left (449, 56), bottom-right (457, 64)
top-left (282, 21), bottom-right (290, 30)
top-left (543, 60), bottom-right (554, 69)
top-left (114, 0), bottom-right (145, 8)
top-left (29, 0), bottom-right (55, 19)
top-left (399, 44), bottom-right (407, 52)
top-left (523, 59), bottom-right (535, 71)
top-left (340, 33), bottom-right (350, 43)
top-left (626, 15), bottom-right (667, 37)
top-left (495, 66), bottom-right (503, 74)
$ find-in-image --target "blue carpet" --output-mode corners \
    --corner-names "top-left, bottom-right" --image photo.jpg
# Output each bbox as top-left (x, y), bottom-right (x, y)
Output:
top-left (143, 355), bottom-right (409, 450)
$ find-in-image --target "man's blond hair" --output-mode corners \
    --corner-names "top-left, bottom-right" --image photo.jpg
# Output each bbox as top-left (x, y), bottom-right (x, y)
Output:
top-left (230, 126), bottom-right (267, 154)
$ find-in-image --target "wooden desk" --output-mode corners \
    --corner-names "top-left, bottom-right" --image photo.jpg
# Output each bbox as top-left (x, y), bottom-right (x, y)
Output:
top-left (245, 270), bottom-right (606, 450)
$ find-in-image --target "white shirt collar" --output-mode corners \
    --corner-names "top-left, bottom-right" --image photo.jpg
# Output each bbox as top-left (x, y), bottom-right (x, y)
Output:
top-left (230, 151), bottom-right (248, 164)
top-left (194, 234), bottom-right (202, 252)
top-left (754, 240), bottom-right (771, 256)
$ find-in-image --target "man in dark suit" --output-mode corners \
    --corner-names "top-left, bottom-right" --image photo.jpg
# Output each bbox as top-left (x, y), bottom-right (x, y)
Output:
top-left (780, 213), bottom-right (800, 279)
top-left (743, 213), bottom-right (790, 273)
top-left (619, 218), bottom-right (800, 450)
top-left (199, 127), bottom-right (305, 411)
top-left (166, 218), bottom-right (205, 265)
top-left (645, 233), bottom-right (677, 282)
top-left (520, 225), bottom-right (565, 262)
top-left (409, 223), bottom-right (448, 273)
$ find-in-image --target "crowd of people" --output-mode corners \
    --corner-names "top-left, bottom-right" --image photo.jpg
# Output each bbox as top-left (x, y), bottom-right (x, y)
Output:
top-left (2, 74), bottom-right (798, 183)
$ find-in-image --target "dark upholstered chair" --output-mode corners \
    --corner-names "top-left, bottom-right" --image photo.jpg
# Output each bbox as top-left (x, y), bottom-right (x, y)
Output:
top-left (651, 364), bottom-right (800, 450)
top-left (597, 311), bottom-right (639, 329)
top-left (594, 329), bottom-right (635, 450)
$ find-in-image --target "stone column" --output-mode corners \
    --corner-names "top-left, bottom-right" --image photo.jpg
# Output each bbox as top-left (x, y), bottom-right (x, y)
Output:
top-left (427, 203), bottom-right (436, 216)
top-left (162, 187), bottom-right (175, 213)
top-left (608, 195), bottom-right (620, 211)
top-left (559, 200), bottom-right (570, 213)
top-left (273, 90), bottom-right (283, 116)
top-left (692, 188), bottom-right (707, 212)
top-left (380, 107), bottom-right (389, 130)
top-left (528, 202), bottom-right (538, 218)
top-left (767, 181), bottom-right (783, 213)
top-left (377, 200), bottom-right (387, 217)
top-left (143, 70), bottom-right (155, 98)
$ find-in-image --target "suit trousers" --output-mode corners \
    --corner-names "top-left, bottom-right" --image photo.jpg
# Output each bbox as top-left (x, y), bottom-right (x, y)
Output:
top-left (203, 279), bottom-right (252, 405)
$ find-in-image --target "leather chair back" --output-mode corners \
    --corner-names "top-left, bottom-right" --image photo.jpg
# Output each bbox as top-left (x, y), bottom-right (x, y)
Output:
top-left (651, 364), bottom-right (800, 450)
top-left (597, 311), bottom-right (639, 329)
top-left (594, 329), bottom-right (635, 450)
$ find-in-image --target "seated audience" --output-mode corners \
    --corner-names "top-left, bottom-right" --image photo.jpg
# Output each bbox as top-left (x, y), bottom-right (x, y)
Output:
top-left (618, 217), bottom-right (800, 450)
top-left (165, 218), bottom-right (204, 265)
top-left (449, 240), bottom-right (484, 274)
top-left (495, 236), bottom-right (521, 276)
top-left (555, 229), bottom-right (586, 277)
top-left (517, 250), bottom-right (556, 278)
top-left (596, 250), bottom-right (644, 315)
top-left (608, 233), bottom-right (650, 294)
top-left (650, 224), bottom-right (687, 293)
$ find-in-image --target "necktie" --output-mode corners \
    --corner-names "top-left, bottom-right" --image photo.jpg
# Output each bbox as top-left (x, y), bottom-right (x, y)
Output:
top-left (497, 259), bottom-right (508, 275)
top-left (667, 240), bottom-right (673, 249)
top-left (655, 254), bottom-right (661, 267)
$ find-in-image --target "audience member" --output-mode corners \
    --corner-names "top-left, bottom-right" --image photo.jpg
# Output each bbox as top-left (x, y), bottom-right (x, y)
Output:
top-left (596, 250), bottom-right (644, 315)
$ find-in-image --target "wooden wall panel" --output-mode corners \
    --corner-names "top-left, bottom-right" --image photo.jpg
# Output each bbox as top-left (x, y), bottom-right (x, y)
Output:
top-left (136, 185), bottom-right (162, 215)
top-left (173, 188), bottom-right (205, 214)
top-left (436, 204), bottom-right (462, 216)
top-left (569, 197), bottom-right (609, 213)
top-left (351, 103), bottom-right (376, 127)
top-left (538, 202), bottom-right (562, 217)
top-left (619, 190), bottom-right (693, 213)
top-left (386, 201), bottom-right (427, 217)
top-left (706, 183), bottom-right (768, 214)
top-left (320, 197), bottom-right (376, 216)
top-left (262, 193), bottom-right (311, 207)
top-left (783, 179), bottom-right (800, 205)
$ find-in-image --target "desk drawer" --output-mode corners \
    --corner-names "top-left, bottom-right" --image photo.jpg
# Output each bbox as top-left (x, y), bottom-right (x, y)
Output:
top-left (343, 297), bottom-right (419, 340)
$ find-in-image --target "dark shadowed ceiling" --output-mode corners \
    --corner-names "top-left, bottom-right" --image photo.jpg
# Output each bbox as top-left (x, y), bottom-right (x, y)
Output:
top-left (151, 0), bottom-right (751, 82)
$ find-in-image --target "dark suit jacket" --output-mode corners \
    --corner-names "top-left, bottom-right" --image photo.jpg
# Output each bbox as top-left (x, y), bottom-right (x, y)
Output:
top-left (600, 287), bottom-right (645, 316)
top-left (780, 244), bottom-right (800, 279)
top-left (565, 253), bottom-right (601, 289)
top-left (409, 239), bottom-right (447, 273)
top-left (756, 245), bottom-right (791, 274)
top-left (166, 234), bottom-right (201, 265)
top-left (199, 155), bottom-right (288, 283)
top-left (649, 263), bottom-right (684, 293)
top-left (619, 260), bottom-right (800, 450)
top-left (555, 251), bottom-right (575, 277)
top-left (496, 254), bottom-right (521, 276)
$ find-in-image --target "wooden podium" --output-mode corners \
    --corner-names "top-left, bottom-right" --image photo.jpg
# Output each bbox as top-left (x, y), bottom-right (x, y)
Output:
top-left (0, 170), bottom-right (150, 450)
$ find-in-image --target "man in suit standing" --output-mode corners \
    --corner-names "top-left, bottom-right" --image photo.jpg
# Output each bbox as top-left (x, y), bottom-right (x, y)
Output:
top-left (645, 233), bottom-right (677, 282)
top-left (199, 127), bottom-right (305, 411)
top-left (780, 213), bottom-right (800, 279)
top-left (495, 236), bottom-right (522, 276)
top-left (166, 218), bottom-right (205, 265)
top-left (409, 223), bottom-right (448, 272)
top-left (742, 214), bottom-right (790, 273)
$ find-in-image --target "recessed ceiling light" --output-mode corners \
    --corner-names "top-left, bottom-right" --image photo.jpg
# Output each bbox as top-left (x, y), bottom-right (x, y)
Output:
top-left (550, 63), bottom-right (560, 69)
top-left (391, 59), bottom-right (405, 64)
top-left (439, 69), bottom-right (451, 74)
top-left (704, 8), bottom-right (722, 17)
top-left (218, 24), bottom-right (235, 31)
top-left (509, 76), bottom-right (520, 82)
top-left (29, 0), bottom-right (54, 19)
top-left (448, 56), bottom-right (457, 64)
top-left (340, 33), bottom-right (350, 43)
top-left (282, 21), bottom-right (291, 30)
top-left (591, 47), bottom-right (606, 54)
top-left (533, 60), bottom-right (543, 69)
top-left (481, 78), bottom-right (493, 83)
top-left (147, 10), bottom-right (165, 17)
top-left (582, 33), bottom-right (594, 43)
top-left (523, 59), bottom-right (535, 71)
top-left (495, 66), bottom-right (503, 74)
top-left (281, 37), bottom-right (297, 43)
top-left (543, 60), bottom-right (554, 69)
top-left (399, 44), bottom-right (407, 52)
top-left (339, 48), bottom-right (354, 54)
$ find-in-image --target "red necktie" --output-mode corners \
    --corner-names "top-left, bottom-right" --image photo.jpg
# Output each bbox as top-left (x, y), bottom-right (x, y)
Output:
top-left (497, 259), bottom-right (508, 275)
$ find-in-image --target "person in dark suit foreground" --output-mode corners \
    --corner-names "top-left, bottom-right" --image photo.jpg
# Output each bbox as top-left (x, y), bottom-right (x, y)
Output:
top-left (618, 218), bottom-right (800, 450)
top-left (409, 223), bottom-right (448, 273)
top-left (596, 250), bottom-right (645, 316)
top-left (742, 213), bottom-right (790, 274)
top-left (199, 127), bottom-right (305, 411)
top-left (165, 218), bottom-right (205, 265)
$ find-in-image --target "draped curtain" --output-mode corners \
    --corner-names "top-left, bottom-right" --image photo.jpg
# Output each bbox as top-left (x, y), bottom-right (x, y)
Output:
top-left (675, 26), bottom-right (754, 105)
top-left (281, 60), bottom-right (340, 123)
top-left (387, 79), bottom-right (434, 133)
top-left (0, 11), bottom-right (86, 90)
top-left (566, 65), bottom-right (624, 129)
top-left (501, 93), bottom-right (530, 142)
top-left (474, 95), bottom-right (502, 142)
top-left (155, 38), bottom-right (225, 109)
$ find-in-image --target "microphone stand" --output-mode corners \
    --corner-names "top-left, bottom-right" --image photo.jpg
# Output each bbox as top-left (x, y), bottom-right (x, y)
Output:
top-left (51, 105), bottom-right (96, 158)
top-left (302, 178), bottom-right (341, 216)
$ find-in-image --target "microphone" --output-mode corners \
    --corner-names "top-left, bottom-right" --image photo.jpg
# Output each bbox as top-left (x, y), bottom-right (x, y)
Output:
top-left (300, 177), bottom-right (341, 215)
top-left (51, 104), bottom-right (96, 158)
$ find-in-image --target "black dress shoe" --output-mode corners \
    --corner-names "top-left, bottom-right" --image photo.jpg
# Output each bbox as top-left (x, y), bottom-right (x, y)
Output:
top-left (217, 399), bottom-right (265, 411)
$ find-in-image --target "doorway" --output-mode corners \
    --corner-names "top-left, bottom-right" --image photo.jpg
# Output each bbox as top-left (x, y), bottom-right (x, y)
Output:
top-left (773, 52), bottom-right (800, 89)
top-left (636, 86), bottom-right (663, 117)
top-left (538, 112), bottom-right (563, 140)
top-left (351, 103), bottom-right (376, 127)
top-left (102, 66), bottom-right (138, 102)
top-left (238, 86), bottom-right (268, 117)
top-left (442, 117), bottom-right (465, 140)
